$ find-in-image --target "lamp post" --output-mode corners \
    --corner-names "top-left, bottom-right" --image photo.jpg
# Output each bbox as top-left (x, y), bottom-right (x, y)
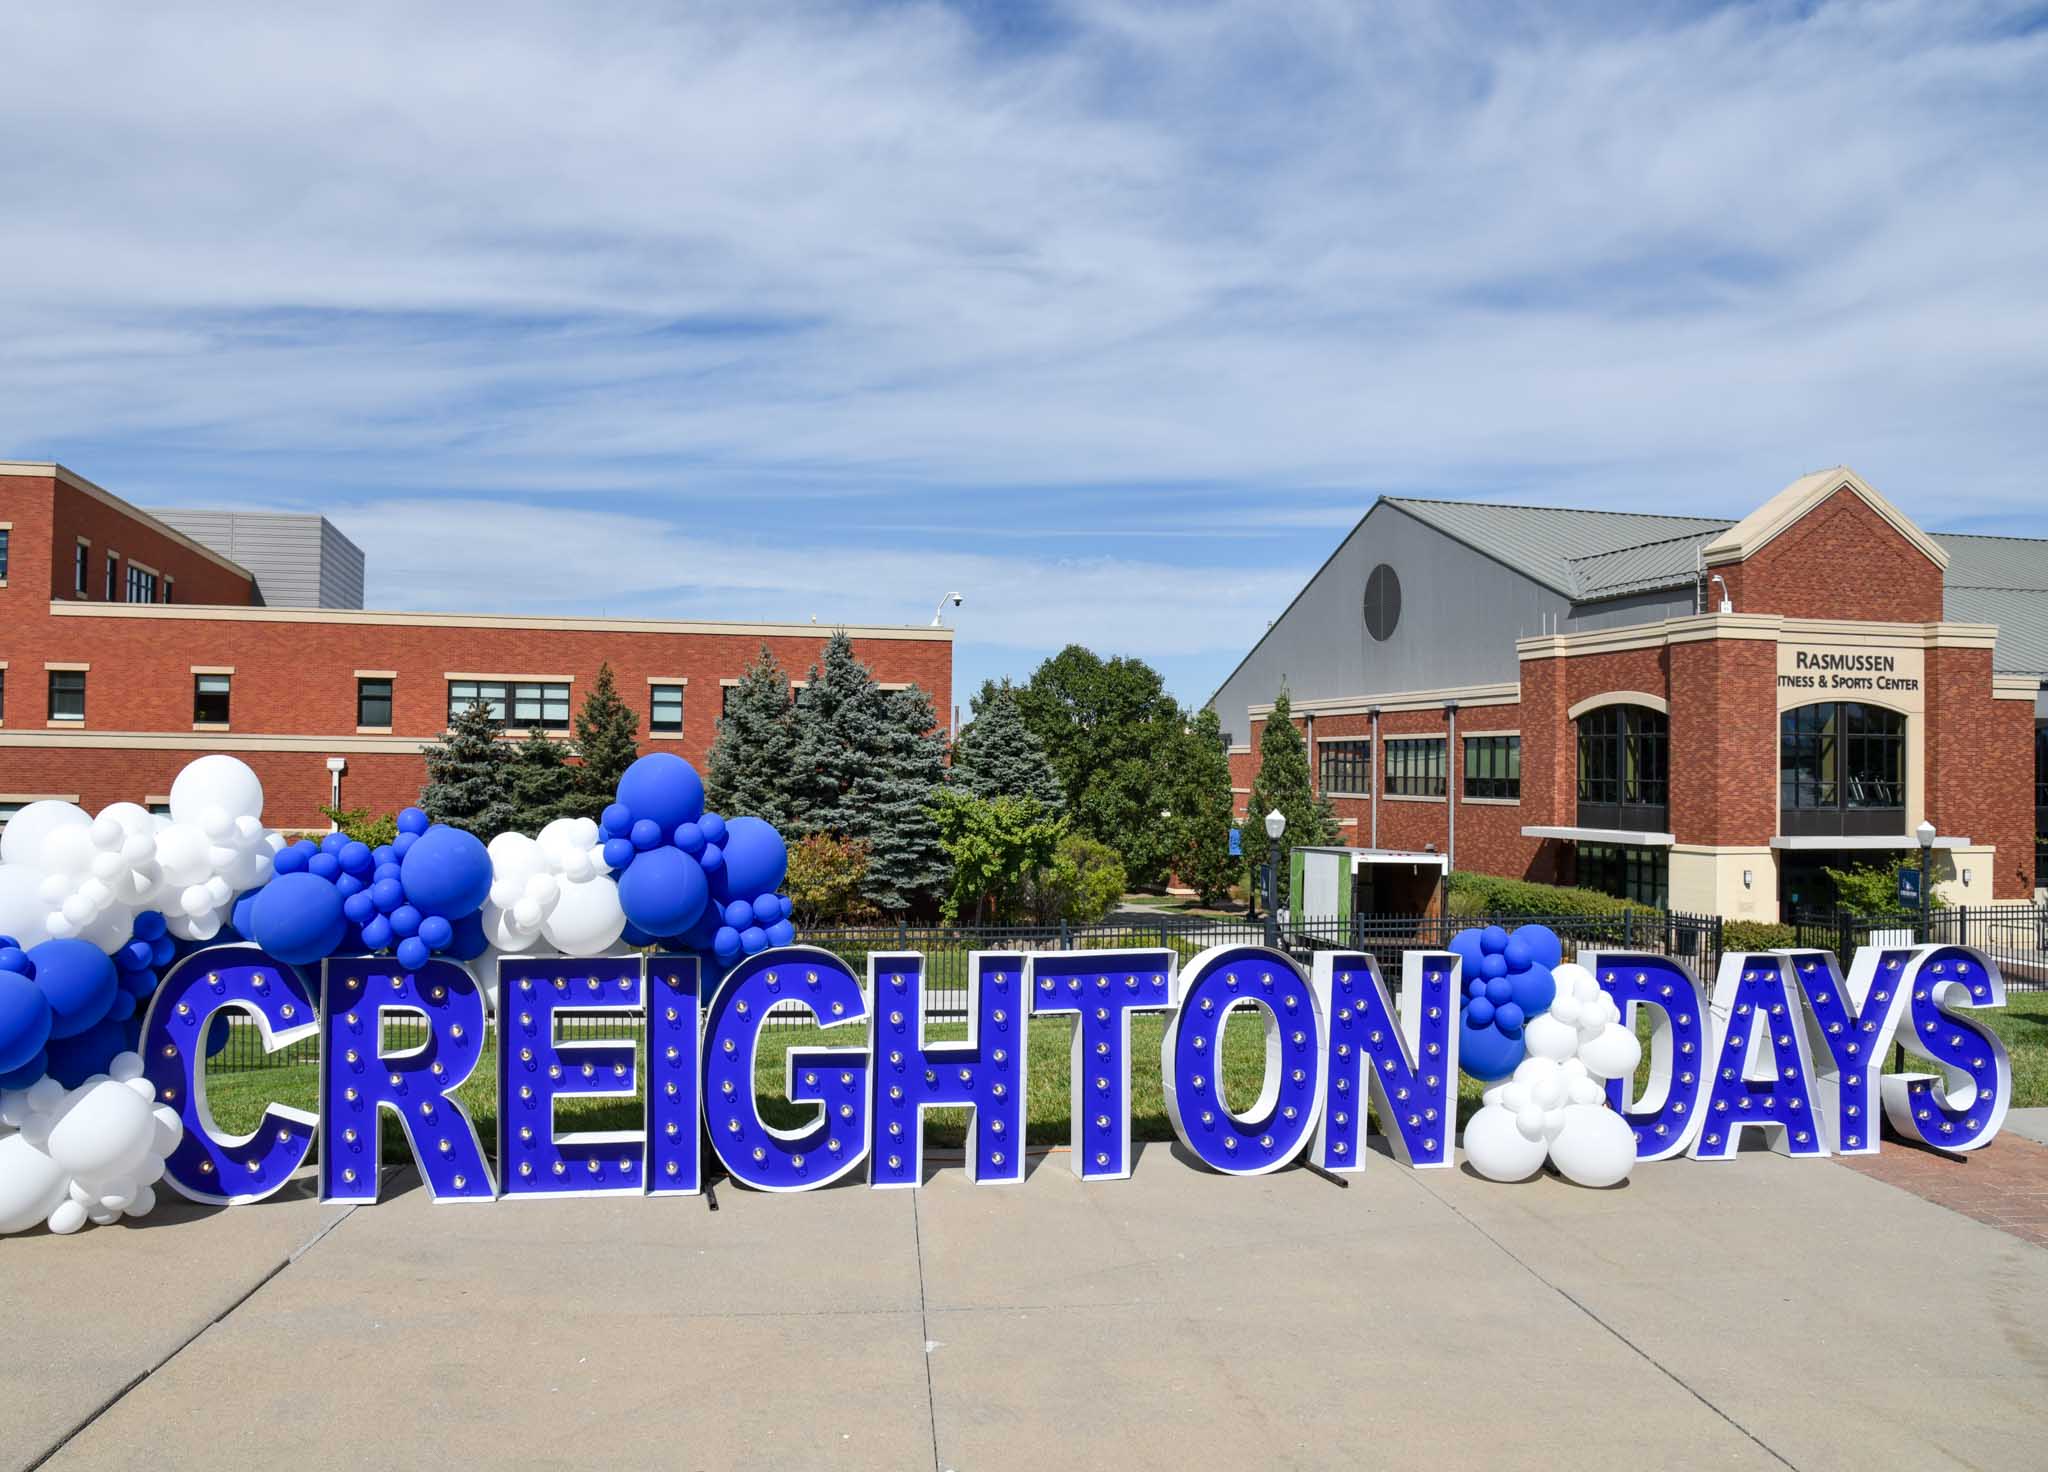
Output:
top-left (1915, 819), bottom-right (1935, 943)
top-left (1263, 808), bottom-right (1286, 950)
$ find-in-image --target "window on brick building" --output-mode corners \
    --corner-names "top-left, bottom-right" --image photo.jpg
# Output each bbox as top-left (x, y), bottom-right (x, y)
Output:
top-left (1317, 739), bottom-right (1372, 795)
top-left (650, 683), bottom-right (684, 734)
top-left (126, 564), bottom-right (158, 603)
top-left (193, 673), bottom-right (231, 725)
top-left (163, 577), bottom-right (173, 604)
top-left (0, 668), bottom-right (6, 722)
top-left (1463, 734), bottom-right (1521, 800)
top-left (2036, 722), bottom-right (2046, 886)
top-left (1576, 705), bottom-right (1667, 831)
top-left (0, 526), bottom-right (10, 581)
top-left (1383, 737), bottom-right (1446, 797)
top-left (1577, 842), bottom-right (1668, 909)
top-left (48, 670), bottom-right (85, 722)
top-left (106, 552), bottom-right (119, 600)
top-left (74, 541), bottom-right (88, 596)
top-left (358, 678), bottom-right (393, 728)
top-left (448, 679), bottom-right (569, 730)
top-left (1779, 702), bottom-right (1905, 838)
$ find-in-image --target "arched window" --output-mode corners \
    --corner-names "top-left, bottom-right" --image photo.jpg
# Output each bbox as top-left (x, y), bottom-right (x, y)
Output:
top-left (1576, 705), bottom-right (1668, 831)
top-left (1779, 703), bottom-right (1906, 837)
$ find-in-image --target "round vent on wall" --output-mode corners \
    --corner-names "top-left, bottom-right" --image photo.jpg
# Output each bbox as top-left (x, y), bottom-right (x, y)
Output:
top-left (1363, 563), bottom-right (1401, 642)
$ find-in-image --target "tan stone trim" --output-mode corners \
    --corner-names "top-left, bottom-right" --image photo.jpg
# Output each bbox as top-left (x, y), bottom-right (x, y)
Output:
top-left (1519, 614), bottom-right (2000, 661)
top-left (1229, 786), bottom-right (1250, 795)
top-left (190, 665), bottom-right (235, 675)
top-left (1457, 728), bottom-right (1520, 739)
top-left (354, 725), bottom-right (394, 736)
top-left (0, 660), bottom-right (7, 668)
top-left (48, 600), bottom-right (952, 641)
top-left (718, 678), bottom-right (742, 687)
top-left (1382, 792), bottom-right (1447, 805)
top-left (1322, 789), bottom-right (1373, 800)
top-left (44, 720), bottom-right (85, 728)
top-left (0, 462), bottom-right (256, 581)
top-left (0, 729), bottom-right (434, 755)
top-left (190, 722), bottom-right (231, 732)
top-left (1701, 467), bottom-right (1948, 571)
top-left (43, 661), bottom-right (90, 671)
top-left (1522, 823), bottom-right (1676, 846)
top-left (143, 795), bottom-right (170, 807)
top-left (1227, 744), bottom-right (1251, 755)
top-left (1669, 844), bottom-right (1773, 857)
top-left (1567, 691), bottom-right (1669, 720)
top-left (1248, 681), bottom-right (1518, 719)
top-left (1993, 675), bottom-right (2040, 701)
top-left (445, 672), bottom-right (574, 684)
top-left (0, 792), bottom-right (81, 804)
top-left (353, 669), bottom-right (398, 680)
top-left (645, 676), bottom-right (689, 685)
top-left (1460, 796), bottom-right (1523, 807)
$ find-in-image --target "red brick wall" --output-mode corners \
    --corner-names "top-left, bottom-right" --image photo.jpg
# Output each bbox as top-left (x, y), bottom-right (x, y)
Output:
top-left (26, 474), bottom-right (256, 605)
top-left (1713, 488), bottom-right (1943, 622)
top-left (1668, 637), bottom-right (1777, 847)
top-left (1926, 645), bottom-right (2036, 898)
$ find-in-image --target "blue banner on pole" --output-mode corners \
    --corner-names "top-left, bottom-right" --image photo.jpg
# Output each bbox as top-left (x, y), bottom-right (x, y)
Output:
top-left (1897, 865), bottom-right (1921, 907)
top-left (1228, 826), bottom-right (1242, 857)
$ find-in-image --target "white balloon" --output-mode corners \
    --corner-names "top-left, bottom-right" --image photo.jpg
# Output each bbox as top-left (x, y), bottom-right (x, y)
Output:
top-left (525, 873), bottom-right (560, 909)
top-left (512, 896), bottom-right (544, 932)
top-left (1523, 1012), bottom-right (1579, 1063)
top-left (46, 1079), bottom-right (155, 1179)
top-left (540, 874), bottom-right (626, 956)
top-left (1578, 1022), bottom-right (1644, 1083)
top-left (155, 824), bottom-right (213, 886)
top-left (41, 823), bottom-right (97, 878)
top-left (1548, 1104), bottom-right (1637, 1188)
top-left (1463, 1104), bottom-right (1550, 1182)
top-left (0, 801), bottom-right (91, 868)
top-left (482, 902), bottom-right (538, 953)
top-left (1531, 1069), bottom-right (1567, 1111)
top-left (1514, 1103), bottom-right (1549, 1142)
top-left (1551, 962), bottom-right (1598, 995)
top-left (47, 1197), bottom-right (88, 1235)
top-left (0, 864), bottom-right (52, 945)
top-left (0, 1133), bottom-right (69, 1233)
top-left (169, 755), bottom-right (264, 826)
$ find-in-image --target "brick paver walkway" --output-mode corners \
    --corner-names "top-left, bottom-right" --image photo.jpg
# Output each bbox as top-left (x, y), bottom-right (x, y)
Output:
top-left (1837, 1131), bottom-right (2048, 1247)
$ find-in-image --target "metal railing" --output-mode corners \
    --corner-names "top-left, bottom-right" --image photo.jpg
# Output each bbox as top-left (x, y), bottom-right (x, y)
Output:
top-left (1790, 903), bottom-right (2048, 992)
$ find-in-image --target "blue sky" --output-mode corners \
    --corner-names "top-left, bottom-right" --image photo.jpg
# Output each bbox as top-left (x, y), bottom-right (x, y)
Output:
top-left (2, 1), bottom-right (2045, 714)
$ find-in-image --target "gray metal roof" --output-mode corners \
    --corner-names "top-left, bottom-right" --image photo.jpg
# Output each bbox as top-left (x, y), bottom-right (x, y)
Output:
top-left (1384, 497), bottom-right (1729, 600)
top-left (1378, 498), bottom-right (2047, 679)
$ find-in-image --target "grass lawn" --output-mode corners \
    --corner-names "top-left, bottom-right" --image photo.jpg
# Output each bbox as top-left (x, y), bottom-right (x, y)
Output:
top-left (197, 990), bottom-right (2048, 1162)
top-left (1117, 892), bottom-right (1247, 919)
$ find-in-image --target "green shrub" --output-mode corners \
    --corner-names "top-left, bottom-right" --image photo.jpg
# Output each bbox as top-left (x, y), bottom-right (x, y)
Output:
top-left (1822, 860), bottom-right (1948, 917)
top-left (1720, 919), bottom-right (1798, 951)
top-left (786, 833), bottom-right (877, 925)
top-left (1446, 871), bottom-right (1658, 920)
top-left (1027, 833), bottom-right (1128, 926)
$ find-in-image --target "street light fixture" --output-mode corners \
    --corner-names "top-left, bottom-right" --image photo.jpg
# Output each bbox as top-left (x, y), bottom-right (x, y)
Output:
top-left (1263, 809), bottom-right (1286, 950)
top-left (931, 592), bottom-right (964, 627)
top-left (1915, 819), bottom-right (1936, 943)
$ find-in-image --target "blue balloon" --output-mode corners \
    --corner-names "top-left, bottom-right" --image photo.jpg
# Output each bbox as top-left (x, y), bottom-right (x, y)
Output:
top-left (1479, 952), bottom-right (1507, 980)
top-left (752, 893), bottom-right (782, 927)
top-left (0, 970), bottom-right (51, 1074)
top-left (392, 830), bottom-right (418, 858)
top-left (602, 837), bottom-right (637, 871)
top-left (399, 825), bottom-right (492, 919)
top-left (1466, 995), bottom-right (1496, 1028)
top-left (418, 915), bottom-right (454, 951)
top-left (712, 925), bottom-right (742, 964)
top-left (132, 911), bottom-right (168, 942)
top-left (396, 936), bottom-right (431, 972)
top-left (630, 818), bottom-right (664, 851)
top-left (445, 909), bottom-right (489, 961)
top-left (371, 876), bottom-right (405, 913)
top-left (206, 1014), bottom-right (232, 1057)
top-left (116, 939), bottom-right (153, 972)
top-left (45, 1015), bottom-right (128, 1088)
top-left (231, 890), bottom-right (262, 939)
top-left (309, 852), bottom-right (341, 880)
top-left (1479, 925), bottom-right (1510, 956)
top-left (617, 846), bottom-right (709, 938)
top-left (1459, 1015), bottom-right (1524, 1081)
top-left (1511, 924), bottom-right (1563, 971)
top-left (0, 946), bottom-right (33, 977)
top-left (1506, 963), bottom-right (1556, 1018)
top-left (105, 989), bottom-right (136, 1023)
top-left (673, 822), bottom-right (705, 856)
top-left (0, 1049), bottom-right (48, 1091)
top-left (1448, 928), bottom-right (1487, 975)
top-left (1503, 935), bottom-right (1531, 971)
top-left (117, 966), bottom-right (159, 1000)
top-left (620, 921), bottom-right (659, 949)
top-left (373, 860), bottom-right (402, 884)
top-left (339, 841), bottom-right (374, 875)
top-left (149, 935), bottom-right (177, 968)
top-left (767, 918), bottom-right (797, 948)
top-left (333, 872), bottom-right (365, 900)
top-left (273, 843), bottom-right (310, 876)
top-left (723, 899), bottom-right (752, 929)
top-left (601, 803), bottom-right (633, 839)
top-left (29, 940), bottom-right (118, 1039)
top-left (397, 807), bottom-right (430, 835)
top-left (320, 832), bottom-right (350, 855)
top-left (699, 812), bottom-right (728, 846)
top-left (1495, 1001), bottom-right (1525, 1035)
top-left (360, 915), bottom-right (394, 952)
top-left (250, 872), bottom-right (349, 966)
top-left (678, 907), bottom-right (722, 954)
top-left (616, 753), bottom-right (706, 831)
top-left (389, 905), bottom-right (421, 940)
top-left (714, 817), bottom-right (788, 902)
top-left (699, 842), bottom-right (724, 879)
top-left (739, 925), bottom-right (768, 955)
top-left (1484, 976), bottom-right (1513, 1005)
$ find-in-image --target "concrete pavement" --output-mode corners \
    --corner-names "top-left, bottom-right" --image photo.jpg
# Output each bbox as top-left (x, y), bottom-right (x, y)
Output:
top-left (7, 1144), bottom-right (2048, 1472)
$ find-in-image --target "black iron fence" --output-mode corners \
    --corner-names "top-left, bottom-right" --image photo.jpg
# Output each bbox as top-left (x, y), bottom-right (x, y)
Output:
top-left (1790, 904), bottom-right (2048, 992)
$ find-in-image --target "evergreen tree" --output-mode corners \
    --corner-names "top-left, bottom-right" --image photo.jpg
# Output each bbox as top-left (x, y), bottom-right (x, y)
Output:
top-left (1242, 687), bottom-right (1336, 902)
top-left (706, 643), bottom-right (800, 828)
top-left (790, 631), bottom-right (948, 914)
top-left (420, 698), bottom-right (516, 838)
top-left (951, 679), bottom-right (1063, 812)
top-left (1166, 707), bottom-right (1240, 907)
top-left (507, 726), bottom-right (575, 832)
top-left (559, 661), bottom-right (639, 820)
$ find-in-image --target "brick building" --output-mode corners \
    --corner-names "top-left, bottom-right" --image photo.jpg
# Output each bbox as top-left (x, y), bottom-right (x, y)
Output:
top-left (0, 463), bottom-right (953, 829)
top-left (1209, 469), bottom-right (2047, 921)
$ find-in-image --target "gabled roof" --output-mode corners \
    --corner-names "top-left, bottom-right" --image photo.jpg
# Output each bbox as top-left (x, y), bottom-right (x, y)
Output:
top-left (1383, 497), bottom-right (1728, 601)
top-left (1701, 466), bottom-right (1949, 571)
